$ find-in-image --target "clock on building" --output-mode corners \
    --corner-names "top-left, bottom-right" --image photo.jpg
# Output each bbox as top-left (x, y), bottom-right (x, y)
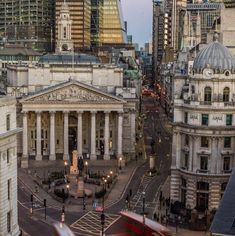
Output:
top-left (203, 68), bottom-right (214, 78)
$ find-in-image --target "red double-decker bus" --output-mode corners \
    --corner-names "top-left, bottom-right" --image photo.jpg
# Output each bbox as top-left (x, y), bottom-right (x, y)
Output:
top-left (118, 211), bottom-right (172, 236)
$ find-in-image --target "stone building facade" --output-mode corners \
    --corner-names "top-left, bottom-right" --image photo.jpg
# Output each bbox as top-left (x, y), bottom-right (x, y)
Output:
top-left (0, 97), bottom-right (20, 236)
top-left (20, 80), bottom-right (137, 168)
top-left (171, 35), bottom-right (235, 212)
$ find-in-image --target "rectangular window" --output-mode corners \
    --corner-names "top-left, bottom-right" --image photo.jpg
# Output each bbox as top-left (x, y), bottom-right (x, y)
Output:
top-left (201, 114), bottom-right (209, 126)
top-left (7, 149), bottom-right (10, 163)
top-left (184, 153), bottom-right (189, 169)
top-left (185, 135), bottom-right (189, 146)
top-left (201, 137), bottom-right (209, 148)
top-left (226, 114), bottom-right (232, 126)
top-left (223, 156), bottom-right (230, 171)
top-left (184, 112), bottom-right (188, 124)
top-left (6, 114), bottom-right (10, 131)
top-left (224, 137), bottom-right (231, 148)
top-left (200, 156), bottom-right (208, 170)
top-left (191, 85), bottom-right (195, 94)
top-left (7, 179), bottom-right (11, 200)
top-left (7, 211), bottom-right (11, 233)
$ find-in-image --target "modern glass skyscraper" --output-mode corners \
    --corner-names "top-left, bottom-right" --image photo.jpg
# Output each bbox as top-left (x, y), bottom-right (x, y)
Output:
top-left (101, 0), bottom-right (127, 44)
top-left (0, 0), bottom-right (55, 52)
top-left (91, 0), bottom-right (104, 48)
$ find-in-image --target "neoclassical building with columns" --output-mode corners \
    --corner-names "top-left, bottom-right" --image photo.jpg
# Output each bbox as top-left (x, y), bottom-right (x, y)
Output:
top-left (170, 35), bottom-right (235, 213)
top-left (20, 80), bottom-right (137, 168)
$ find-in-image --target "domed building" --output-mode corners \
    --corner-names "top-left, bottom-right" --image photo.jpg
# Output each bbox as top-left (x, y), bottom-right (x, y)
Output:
top-left (170, 34), bottom-right (235, 214)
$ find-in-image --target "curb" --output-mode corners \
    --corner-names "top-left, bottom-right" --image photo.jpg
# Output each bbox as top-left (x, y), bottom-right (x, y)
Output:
top-left (106, 160), bottom-right (146, 209)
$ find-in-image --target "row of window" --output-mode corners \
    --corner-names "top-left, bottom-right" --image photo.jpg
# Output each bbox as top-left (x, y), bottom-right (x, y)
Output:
top-left (182, 154), bottom-right (232, 172)
top-left (184, 135), bottom-right (232, 148)
top-left (203, 86), bottom-right (230, 102)
top-left (184, 113), bottom-right (233, 126)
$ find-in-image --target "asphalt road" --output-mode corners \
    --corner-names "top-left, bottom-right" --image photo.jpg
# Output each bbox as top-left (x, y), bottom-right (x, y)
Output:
top-left (18, 96), bottom-right (172, 236)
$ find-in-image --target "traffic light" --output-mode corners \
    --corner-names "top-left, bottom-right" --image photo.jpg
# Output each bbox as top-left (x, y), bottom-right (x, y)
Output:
top-left (44, 199), bottom-right (47, 207)
top-left (30, 194), bottom-right (33, 202)
top-left (101, 213), bottom-right (105, 225)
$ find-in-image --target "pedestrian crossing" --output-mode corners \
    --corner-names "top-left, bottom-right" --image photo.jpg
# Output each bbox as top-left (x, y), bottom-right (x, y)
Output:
top-left (71, 211), bottom-right (120, 236)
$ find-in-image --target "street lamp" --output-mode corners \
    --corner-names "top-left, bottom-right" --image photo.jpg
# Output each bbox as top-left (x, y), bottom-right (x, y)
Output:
top-left (142, 191), bottom-right (146, 234)
top-left (101, 179), bottom-right (106, 236)
top-left (85, 161), bottom-right (88, 176)
top-left (104, 179), bottom-right (107, 190)
top-left (119, 157), bottom-right (122, 170)
top-left (66, 184), bottom-right (69, 198)
top-left (64, 161), bottom-right (68, 175)
top-left (107, 175), bottom-right (110, 188)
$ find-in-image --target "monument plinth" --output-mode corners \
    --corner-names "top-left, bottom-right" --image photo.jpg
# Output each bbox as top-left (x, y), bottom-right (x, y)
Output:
top-left (70, 150), bottom-right (78, 174)
top-left (77, 177), bottom-right (85, 198)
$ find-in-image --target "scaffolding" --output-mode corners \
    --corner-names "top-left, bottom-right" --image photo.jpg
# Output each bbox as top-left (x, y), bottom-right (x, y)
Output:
top-left (0, 0), bottom-right (55, 52)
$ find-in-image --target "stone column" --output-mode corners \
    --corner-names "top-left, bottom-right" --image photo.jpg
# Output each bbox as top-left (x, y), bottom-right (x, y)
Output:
top-left (90, 111), bottom-right (97, 160)
top-left (22, 111), bottom-right (28, 168)
top-left (49, 111), bottom-right (56, 160)
top-left (104, 111), bottom-right (110, 160)
top-left (130, 110), bottom-right (136, 152)
top-left (36, 111), bottom-right (42, 160)
top-left (117, 112), bottom-right (123, 158)
top-left (175, 132), bottom-right (181, 168)
top-left (211, 137), bottom-right (217, 174)
top-left (77, 111), bottom-right (83, 157)
top-left (188, 136), bottom-right (194, 171)
top-left (63, 111), bottom-right (69, 160)
top-left (192, 137), bottom-right (199, 172)
top-left (171, 132), bottom-right (177, 168)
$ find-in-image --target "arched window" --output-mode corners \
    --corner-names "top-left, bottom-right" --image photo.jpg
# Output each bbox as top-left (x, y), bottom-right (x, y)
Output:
top-left (63, 27), bottom-right (67, 39)
top-left (204, 87), bottom-right (212, 102)
top-left (223, 87), bottom-right (230, 102)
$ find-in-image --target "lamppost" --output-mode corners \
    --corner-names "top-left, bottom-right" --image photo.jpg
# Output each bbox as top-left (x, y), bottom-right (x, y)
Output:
top-left (110, 170), bottom-right (113, 183)
top-left (66, 184), bottom-right (69, 198)
top-left (64, 161), bottom-right (68, 176)
top-left (142, 191), bottom-right (146, 234)
top-left (85, 161), bottom-right (88, 176)
top-left (119, 157), bottom-right (122, 170)
top-left (107, 175), bottom-right (110, 188)
top-left (142, 191), bottom-right (146, 216)
top-left (104, 179), bottom-right (107, 190)
top-left (101, 179), bottom-right (106, 236)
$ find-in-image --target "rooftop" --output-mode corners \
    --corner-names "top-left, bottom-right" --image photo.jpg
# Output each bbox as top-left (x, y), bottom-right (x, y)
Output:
top-left (193, 34), bottom-right (235, 72)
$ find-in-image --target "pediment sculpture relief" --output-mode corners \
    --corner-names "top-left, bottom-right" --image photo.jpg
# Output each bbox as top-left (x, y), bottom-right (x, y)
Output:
top-left (30, 85), bottom-right (113, 103)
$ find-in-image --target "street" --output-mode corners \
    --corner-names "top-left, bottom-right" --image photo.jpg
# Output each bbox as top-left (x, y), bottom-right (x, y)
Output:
top-left (18, 96), bottom-right (172, 236)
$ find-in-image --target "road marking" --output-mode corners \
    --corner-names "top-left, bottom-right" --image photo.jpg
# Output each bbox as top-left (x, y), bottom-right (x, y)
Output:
top-left (71, 211), bottom-right (120, 236)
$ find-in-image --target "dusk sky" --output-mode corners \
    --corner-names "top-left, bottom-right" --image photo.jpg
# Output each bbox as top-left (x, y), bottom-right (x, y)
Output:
top-left (121, 0), bottom-right (152, 48)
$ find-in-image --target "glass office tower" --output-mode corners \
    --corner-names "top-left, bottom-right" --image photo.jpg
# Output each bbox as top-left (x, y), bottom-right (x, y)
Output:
top-left (102, 0), bottom-right (127, 44)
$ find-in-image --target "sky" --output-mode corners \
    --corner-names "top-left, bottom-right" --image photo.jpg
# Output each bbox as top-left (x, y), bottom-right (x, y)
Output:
top-left (121, 0), bottom-right (152, 48)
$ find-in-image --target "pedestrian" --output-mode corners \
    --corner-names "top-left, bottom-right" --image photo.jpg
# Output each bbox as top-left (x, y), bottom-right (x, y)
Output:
top-left (156, 214), bottom-right (160, 222)
top-left (153, 212), bottom-right (157, 220)
top-left (135, 154), bottom-right (138, 163)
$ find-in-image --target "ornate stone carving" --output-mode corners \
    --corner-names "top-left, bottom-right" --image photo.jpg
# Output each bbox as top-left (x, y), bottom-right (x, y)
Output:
top-left (28, 85), bottom-right (116, 103)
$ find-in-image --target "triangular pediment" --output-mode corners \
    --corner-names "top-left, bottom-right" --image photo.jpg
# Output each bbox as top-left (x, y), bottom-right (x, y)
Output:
top-left (21, 80), bottom-right (126, 104)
